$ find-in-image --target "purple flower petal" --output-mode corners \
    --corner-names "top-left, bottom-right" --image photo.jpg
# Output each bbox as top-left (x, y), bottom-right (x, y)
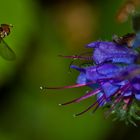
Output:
top-left (86, 41), bottom-right (101, 48)
top-left (132, 77), bottom-right (140, 91)
top-left (101, 82), bottom-right (119, 97)
top-left (87, 41), bottom-right (138, 64)
top-left (86, 63), bottom-right (127, 81)
top-left (132, 32), bottom-right (140, 48)
top-left (124, 90), bottom-right (132, 97)
top-left (93, 42), bottom-right (138, 64)
top-left (135, 93), bottom-right (140, 100)
top-left (77, 73), bottom-right (87, 84)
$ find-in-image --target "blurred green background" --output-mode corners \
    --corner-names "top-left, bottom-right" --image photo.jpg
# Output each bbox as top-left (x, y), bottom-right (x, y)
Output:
top-left (0, 0), bottom-right (139, 140)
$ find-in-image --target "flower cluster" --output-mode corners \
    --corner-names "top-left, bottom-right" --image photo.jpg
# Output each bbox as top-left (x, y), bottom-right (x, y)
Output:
top-left (70, 40), bottom-right (140, 124)
top-left (41, 14), bottom-right (140, 126)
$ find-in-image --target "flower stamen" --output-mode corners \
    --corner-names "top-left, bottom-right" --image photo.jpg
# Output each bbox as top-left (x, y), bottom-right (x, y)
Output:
top-left (59, 55), bottom-right (93, 61)
top-left (74, 96), bottom-right (105, 116)
top-left (40, 81), bottom-right (96, 90)
top-left (59, 88), bottom-right (101, 106)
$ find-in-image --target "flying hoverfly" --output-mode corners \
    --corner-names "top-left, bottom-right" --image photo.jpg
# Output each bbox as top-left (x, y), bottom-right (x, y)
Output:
top-left (0, 24), bottom-right (16, 60)
top-left (112, 33), bottom-right (136, 48)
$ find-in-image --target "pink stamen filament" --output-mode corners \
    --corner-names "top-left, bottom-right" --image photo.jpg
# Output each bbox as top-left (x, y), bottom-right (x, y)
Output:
top-left (40, 78), bottom-right (117, 91)
top-left (40, 81), bottom-right (96, 90)
top-left (105, 83), bottom-right (130, 117)
top-left (59, 55), bottom-right (93, 61)
top-left (123, 97), bottom-right (133, 110)
top-left (60, 88), bottom-right (101, 106)
top-left (74, 95), bottom-right (105, 116)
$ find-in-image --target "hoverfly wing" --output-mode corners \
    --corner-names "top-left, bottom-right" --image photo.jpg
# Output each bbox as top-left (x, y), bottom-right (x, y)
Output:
top-left (0, 38), bottom-right (16, 60)
top-left (112, 34), bottom-right (121, 44)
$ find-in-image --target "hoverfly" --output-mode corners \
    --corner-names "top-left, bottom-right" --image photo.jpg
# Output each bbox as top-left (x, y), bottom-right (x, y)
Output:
top-left (112, 33), bottom-right (136, 48)
top-left (0, 24), bottom-right (16, 60)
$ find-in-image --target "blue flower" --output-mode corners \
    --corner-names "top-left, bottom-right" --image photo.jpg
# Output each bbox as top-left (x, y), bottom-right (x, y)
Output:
top-left (42, 38), bottom-right (140, 121)
top-left (41, 19), bottom-right (140, 124)
top-left (87, 41), bottom-right (138, 64)
top-left (72, 63), bottom-right (140, 100)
